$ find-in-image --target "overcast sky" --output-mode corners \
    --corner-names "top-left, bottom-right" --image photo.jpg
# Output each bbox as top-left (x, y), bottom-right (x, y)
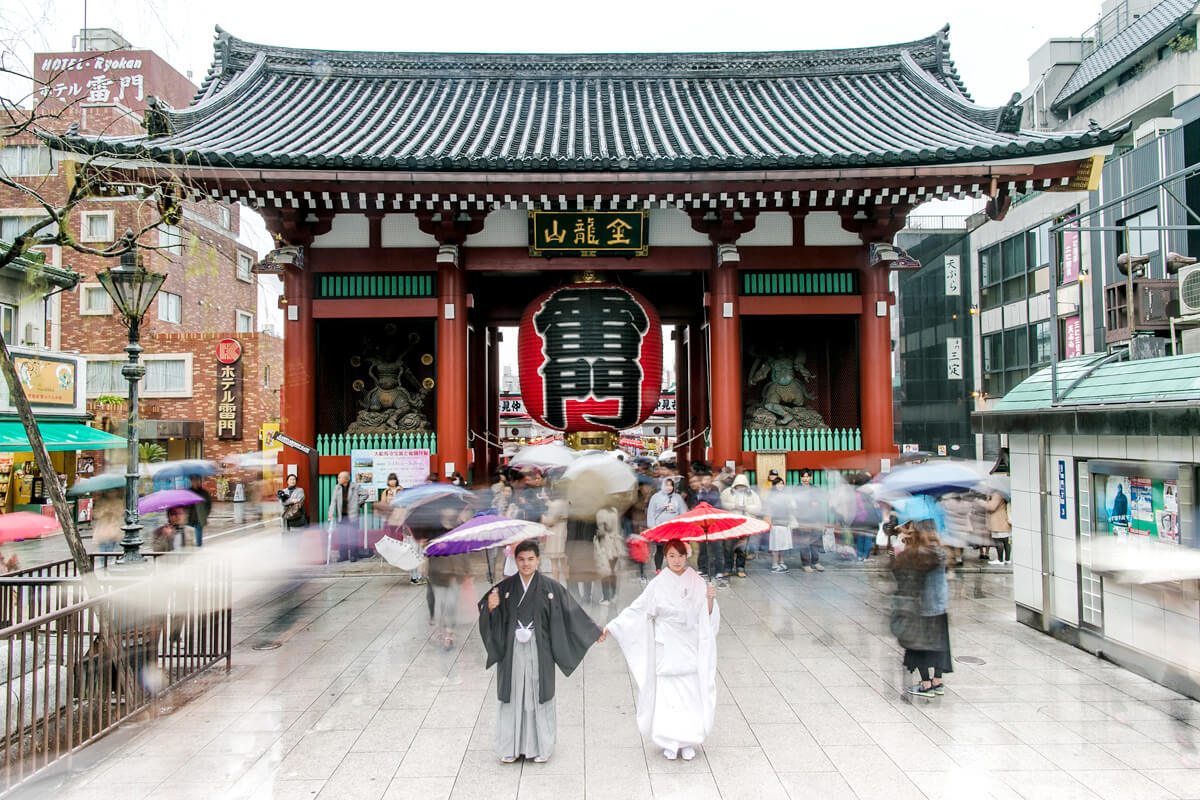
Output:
top-left (2, 0), bottom-right (1107, 360)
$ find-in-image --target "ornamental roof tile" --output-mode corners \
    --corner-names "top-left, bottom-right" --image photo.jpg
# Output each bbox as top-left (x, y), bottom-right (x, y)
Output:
top-left (1053, 0), bottom-right (1198, 110)
top-left (58, 25), bottom-right (1121, 173)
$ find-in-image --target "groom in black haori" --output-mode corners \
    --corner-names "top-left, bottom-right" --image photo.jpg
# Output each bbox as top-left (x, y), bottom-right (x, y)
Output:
top-left (478, 539), bottom-right (605, 763)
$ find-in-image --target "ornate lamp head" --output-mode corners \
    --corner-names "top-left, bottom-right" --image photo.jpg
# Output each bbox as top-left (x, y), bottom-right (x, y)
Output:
top-left (98, 229), bottom-right (167, 324)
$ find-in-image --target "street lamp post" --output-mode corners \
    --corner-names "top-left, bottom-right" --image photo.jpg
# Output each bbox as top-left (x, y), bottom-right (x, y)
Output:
top-left (98, 230), bottom-right (167, 565)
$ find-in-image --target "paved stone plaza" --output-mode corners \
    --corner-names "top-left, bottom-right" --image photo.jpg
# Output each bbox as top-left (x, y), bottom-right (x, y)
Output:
top-left (18, 559), bottom-right (1200, 800)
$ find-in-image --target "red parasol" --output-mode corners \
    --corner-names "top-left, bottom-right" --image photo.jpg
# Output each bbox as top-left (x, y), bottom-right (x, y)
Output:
top-left (641, 502), bottom-right (769, 543)
top-left (0, 511), bottom-right (63, 543)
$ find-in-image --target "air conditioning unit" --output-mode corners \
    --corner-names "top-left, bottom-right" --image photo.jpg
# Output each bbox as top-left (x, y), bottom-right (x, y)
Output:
top-left (1178, 263), bottom-right (1200, 316)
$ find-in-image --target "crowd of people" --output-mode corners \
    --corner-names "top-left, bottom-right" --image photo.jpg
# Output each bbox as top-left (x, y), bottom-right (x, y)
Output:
top-left (275, 452), bottom-right (1010, 762)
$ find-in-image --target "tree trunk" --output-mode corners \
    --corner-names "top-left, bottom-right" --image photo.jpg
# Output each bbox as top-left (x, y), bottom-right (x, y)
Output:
top-left (0, 335), bottom-right (91, 574)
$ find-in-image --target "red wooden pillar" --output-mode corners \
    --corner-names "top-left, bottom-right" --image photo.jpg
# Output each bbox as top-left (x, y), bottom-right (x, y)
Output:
top-left (859, 264), bottom-right (895, 472)
top-left (688, 319), bottom-right (709, 468)
top-left (281, 265), bottom-right (316, 496)
top-left (673, 325), bottom-right (689, 470)
top-left (708, 266), bottom-right (741, 470)
top-left (436, 262), bottom-right (469, 480)
top-left (486, 326), bottom-right (501, 479)
top-left (468, 321), bottom-right (486, 484)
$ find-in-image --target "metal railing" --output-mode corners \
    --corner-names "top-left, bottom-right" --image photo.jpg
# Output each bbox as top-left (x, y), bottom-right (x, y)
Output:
top-left (0, 553), bottom-right (232, 792)
top-left (743, 427), bottom-right (862, 452)
top-left (316, 432), bottom-right (437, 455)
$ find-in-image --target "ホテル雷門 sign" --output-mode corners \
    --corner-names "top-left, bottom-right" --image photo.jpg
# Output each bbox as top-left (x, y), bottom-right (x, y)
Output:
top-left (216, 338), bottom-right (243, 440)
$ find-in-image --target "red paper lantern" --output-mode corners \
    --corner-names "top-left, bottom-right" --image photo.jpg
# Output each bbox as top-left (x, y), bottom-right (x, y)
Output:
top-left (518, 283), bottom-right (663, 433)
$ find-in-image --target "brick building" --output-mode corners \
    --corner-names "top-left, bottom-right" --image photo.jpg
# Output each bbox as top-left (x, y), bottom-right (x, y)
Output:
top-left (1, 28), bottom-right (281, 476)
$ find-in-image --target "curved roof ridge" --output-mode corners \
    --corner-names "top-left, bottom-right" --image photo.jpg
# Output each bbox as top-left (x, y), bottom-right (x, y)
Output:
top-left (898, 50), bottom-right (998, 130)
top-left (202, 24), bottom-right (953, 81)
top-left (172, 50), bottom-right (267, 130)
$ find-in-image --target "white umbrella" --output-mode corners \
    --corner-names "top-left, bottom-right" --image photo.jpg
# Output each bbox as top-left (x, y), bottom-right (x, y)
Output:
top-left (557, 450), bottom-right (637, 518)
top-left (508, 443), bottom-right (580, 471)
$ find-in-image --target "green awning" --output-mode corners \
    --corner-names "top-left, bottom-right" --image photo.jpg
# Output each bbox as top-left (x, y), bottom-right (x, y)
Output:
top-left (0, 421), bottom-right (126, 452)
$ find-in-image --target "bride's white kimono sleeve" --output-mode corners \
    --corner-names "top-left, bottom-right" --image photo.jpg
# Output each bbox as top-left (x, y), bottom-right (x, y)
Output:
top-left (606, 568), bottom-right (720, 749)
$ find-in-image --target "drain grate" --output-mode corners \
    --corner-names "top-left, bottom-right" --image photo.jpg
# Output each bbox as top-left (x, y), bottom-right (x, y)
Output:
top-left (955, 655), bottom-right (986, 665)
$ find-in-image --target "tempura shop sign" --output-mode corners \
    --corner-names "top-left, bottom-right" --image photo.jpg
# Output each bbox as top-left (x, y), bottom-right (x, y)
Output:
top-left (216, 338), bottom-right (243, 440)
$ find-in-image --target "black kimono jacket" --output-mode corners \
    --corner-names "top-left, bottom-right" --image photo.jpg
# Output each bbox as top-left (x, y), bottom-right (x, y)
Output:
top-left (477, 571), bottom-right (601, 704)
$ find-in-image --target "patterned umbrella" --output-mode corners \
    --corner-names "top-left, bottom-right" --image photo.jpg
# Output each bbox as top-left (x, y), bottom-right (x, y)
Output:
top-left (641, 502), bottom-right (769, 543)
top-left (423, 513), bottom-right (548, 557)
top-left (386, 483), bottom-right (474, 511)
top-left (137, 489), bottom-right (205, 514)
top-left (0, 512), bottom-right (62, 543)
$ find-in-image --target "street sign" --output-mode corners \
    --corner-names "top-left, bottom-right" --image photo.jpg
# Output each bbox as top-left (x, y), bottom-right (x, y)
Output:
top-left (275, 433), bottom-right (313, 455)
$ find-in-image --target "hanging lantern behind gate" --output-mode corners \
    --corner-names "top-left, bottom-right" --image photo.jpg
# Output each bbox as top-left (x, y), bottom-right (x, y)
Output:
top-left (518, 281), bottom-right (662, 441)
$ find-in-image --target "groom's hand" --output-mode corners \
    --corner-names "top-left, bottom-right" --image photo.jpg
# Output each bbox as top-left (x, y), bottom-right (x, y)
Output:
top-left (487, 588), bottom-right (500, 611)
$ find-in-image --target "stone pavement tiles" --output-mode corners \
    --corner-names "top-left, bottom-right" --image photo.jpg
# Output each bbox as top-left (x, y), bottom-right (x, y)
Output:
top-left (14, 564), bottom-right (1200, 800)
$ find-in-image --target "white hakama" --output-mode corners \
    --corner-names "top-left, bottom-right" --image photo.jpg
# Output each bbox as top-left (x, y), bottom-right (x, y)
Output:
top-left (494, 630), bottom-right (557, 761)
top-left (605, 567), bottom-right (719, 752)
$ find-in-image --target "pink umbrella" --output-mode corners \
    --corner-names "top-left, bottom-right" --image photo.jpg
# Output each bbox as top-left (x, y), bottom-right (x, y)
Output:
top-left (0, 511), bottom-right (62, 543)
top-left (137, 489), bottom-right (205, 514)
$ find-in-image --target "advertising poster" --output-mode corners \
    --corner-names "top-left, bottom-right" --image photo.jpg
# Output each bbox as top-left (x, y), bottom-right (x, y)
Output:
top-left (1129, 477), bottom-right (1154, 536)
top-left (1160, 480), bottom-right (1180, 543)
top-left (349, 449), bottom-right (431, 494)
top-left (1103, 476), bottom-right (1130, 535)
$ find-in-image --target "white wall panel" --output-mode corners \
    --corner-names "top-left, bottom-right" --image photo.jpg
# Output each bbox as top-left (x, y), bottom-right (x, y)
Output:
top-left (647, 209), bottom-right (709, 246)
top-left (1052, 576), bottom-right (1079, 626)
top-left (1103, 588), bottom-right (1134, 646)
top-left (804, 212), bottom-right (861, 245)
top-left (468, 210), bottom-right (527, 247)
top-left (737, 212), bottom-right (792, 246)
top-left (312, 213), bottom-right (369, 248)
top-left (381, 214), bottom-right (437, 247)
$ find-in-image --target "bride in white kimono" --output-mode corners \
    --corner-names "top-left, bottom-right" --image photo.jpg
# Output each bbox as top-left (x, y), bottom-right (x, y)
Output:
top-left (603, 538), bottom-right (719, 761)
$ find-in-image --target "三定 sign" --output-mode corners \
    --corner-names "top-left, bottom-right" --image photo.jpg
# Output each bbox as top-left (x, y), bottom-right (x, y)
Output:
top-left (946, 337), bottom-right (963, 380)
top-left (216, 338), bottom-right (243, 440)
top-left (944, 255), bottom-right (961, 296)
top-left (528, 210), bottom-right (648, 257)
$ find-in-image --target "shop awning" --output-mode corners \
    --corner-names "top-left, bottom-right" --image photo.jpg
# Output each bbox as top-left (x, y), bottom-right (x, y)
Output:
top-left (0, 421), bottom-right (126, 452)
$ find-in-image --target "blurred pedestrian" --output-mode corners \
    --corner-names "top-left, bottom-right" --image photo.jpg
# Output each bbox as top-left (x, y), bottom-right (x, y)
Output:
top-left (541, 490), bottom-right (569, 583)
top-left (594, 506), bottom-right (625, 605)
top-left (187, 475), bottom-right (213, 546)
top-left (151, 505), bottom-right (193, 552)
top-left (720, 474), bottom-right (761, 578)
top-left (427, 505), bottom-right (474, 649)
top-left (327, 470), bottom-right (369, 562)
top-left (603, 538), bottom-right (719, 761)
top-left (984, 490), bottom-right (1012, 564)
top-left (891, 514), bottom-right (952, 698)
top-left (690, 469), bottom-right (725, 582)
top-left (765, 473), bottom-right (792, 572)
top-left (792, 469), bottom-right (825, 573)
top-left (92, 488), bottom-right (124, 553)
top-left (646, 478), bottom-right (687, 571)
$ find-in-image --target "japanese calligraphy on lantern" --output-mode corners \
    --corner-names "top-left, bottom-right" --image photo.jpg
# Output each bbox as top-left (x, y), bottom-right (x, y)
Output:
top-left (518, 283), bottom-right (663, 433)
top-left (528, 210), bottom-right (648, 257)
top-left (216, 338), bottom-right (243, 440)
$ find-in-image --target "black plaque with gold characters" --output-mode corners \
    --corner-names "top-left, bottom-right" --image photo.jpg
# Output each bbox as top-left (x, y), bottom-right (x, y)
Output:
top-left (528, 210), bottom-right (648, 257)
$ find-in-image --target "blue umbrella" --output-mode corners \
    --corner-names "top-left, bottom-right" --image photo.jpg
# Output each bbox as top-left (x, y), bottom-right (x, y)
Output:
top-left (891, 494), bottom-right (945, 527)
top-left (67, 472), bottom-right (127, 497)
top-left (151, 459), bottom-right (219, 479)
top-left (876, 461), bottom-right (982, 498)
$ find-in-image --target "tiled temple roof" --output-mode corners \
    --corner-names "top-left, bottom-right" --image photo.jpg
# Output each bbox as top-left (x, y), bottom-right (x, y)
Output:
top-left (58, 25), bottom-right (1121, 172)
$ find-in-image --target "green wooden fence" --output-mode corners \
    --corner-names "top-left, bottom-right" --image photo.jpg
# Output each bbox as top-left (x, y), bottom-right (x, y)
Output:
top-left (742, 427), bottom-right (861, 452)
top-left (740, 271), bottom-right (858, 296)
top-left (317, 432), bottom-right (438, 455)
top-left (316, 273), bottom-right (436, 299)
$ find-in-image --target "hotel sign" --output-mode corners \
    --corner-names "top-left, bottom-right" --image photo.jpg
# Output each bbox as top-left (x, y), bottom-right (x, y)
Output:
top-left (528, 210), bottom-right (648, 257)
top-left (216, 338), bottom-right (243, 440)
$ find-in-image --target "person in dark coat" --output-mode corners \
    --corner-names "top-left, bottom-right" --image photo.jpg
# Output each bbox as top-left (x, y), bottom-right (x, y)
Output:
top-left (478, 539), bottom-right (605, 763)
top-left (187, 475), bottom-right (213, 546)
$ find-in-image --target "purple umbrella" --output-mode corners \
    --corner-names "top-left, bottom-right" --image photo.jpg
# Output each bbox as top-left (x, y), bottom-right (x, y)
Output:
top-left (138, 489), bottom-right (205, 514)
top-left (422, 513), bottom-right (547, 557)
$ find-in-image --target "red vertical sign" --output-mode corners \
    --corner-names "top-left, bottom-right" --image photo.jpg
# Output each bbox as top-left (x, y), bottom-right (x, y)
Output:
top-left (1064, 315), bottom-right (1083, 359)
